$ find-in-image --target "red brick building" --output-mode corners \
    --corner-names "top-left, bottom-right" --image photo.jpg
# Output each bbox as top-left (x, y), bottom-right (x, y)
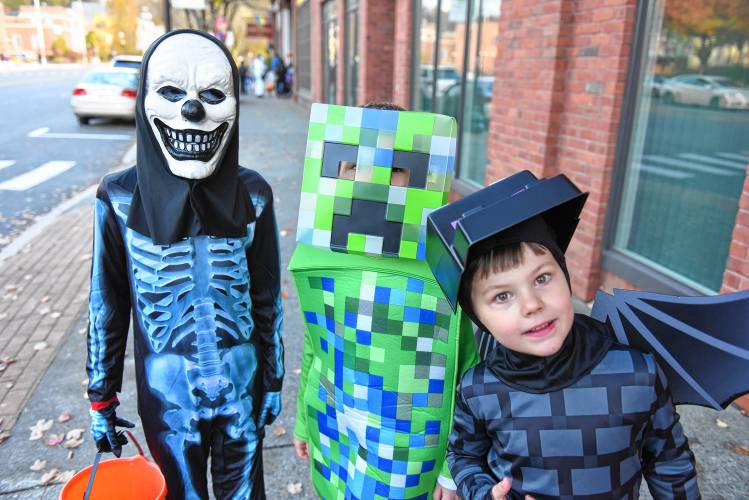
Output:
top-left (283, 0), bottom-right (749, 408)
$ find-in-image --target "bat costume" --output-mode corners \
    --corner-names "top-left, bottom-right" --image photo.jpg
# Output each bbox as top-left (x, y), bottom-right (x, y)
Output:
top-left (426, 171), bottom-right (701, 499)
top-left (290, 104), bottom-right (479, 499)
top-left (86, 30), bottom-right (283, 499)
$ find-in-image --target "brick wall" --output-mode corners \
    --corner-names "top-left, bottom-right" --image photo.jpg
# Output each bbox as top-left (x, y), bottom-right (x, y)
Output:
top-left (359, 0), bottom-right (395, 103)
top-left (311, 0), bottom-right (323, 102)
top-left (486, 0), bottom-right (637, 302)
top-left (721, 168), bottom-right (749, 293)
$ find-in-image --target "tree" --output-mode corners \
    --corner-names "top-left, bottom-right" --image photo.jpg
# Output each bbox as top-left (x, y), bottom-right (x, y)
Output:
top-left (107, 0), bottom-right (138, 55)
top-left (664, 0), bottom-right (739, 72)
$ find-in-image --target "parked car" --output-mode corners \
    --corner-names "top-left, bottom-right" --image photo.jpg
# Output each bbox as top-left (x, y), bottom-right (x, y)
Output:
top-left (440, 76), bottom-right (494, 133)
top-left (646, 74), bottom-right (666, 97)
top-left (661, 74), bottom-right (749, 109)
top-left (70, 68), bottom-right (138, 124)
top-left (111, 54), bottom-right (142, 70)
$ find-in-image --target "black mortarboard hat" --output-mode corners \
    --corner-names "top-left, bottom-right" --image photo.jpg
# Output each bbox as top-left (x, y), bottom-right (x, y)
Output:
top-left (426, 170), bottom-right (588, 312)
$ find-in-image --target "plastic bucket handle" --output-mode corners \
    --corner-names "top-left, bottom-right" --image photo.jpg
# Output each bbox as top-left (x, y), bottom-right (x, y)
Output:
top-left (83, 430), bottom-right (143, 500)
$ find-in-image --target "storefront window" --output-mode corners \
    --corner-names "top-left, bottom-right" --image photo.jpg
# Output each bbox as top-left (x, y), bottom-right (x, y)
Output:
top-left (413, 0), bottom-right (439, 112)
top-left (458, 0), bottom-right (499, 186)
top-left (345, 0), bottom-right (359, 106)
top-left (413, 0), bottom-right (499, 186)
top-left (613, 0), bottom-right (749, 292)
top-left (322, 1), bottom-right (338, 104)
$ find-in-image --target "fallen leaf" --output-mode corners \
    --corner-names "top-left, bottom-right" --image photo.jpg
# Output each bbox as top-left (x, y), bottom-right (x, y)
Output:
top-left (29, 419), bottom-right (53, 440)
top-left (46, 433), bottom-right (65, 446)
top-left (4, 284), bottom-right (17, 292)
top-left (38, 307), bottom-right (50, 316)
top-left (281, 290), bottom-right (289, 300)
top-left (273, 426), bottom-right (287, 437)
top-left (50, 311), bottom-right (61, 319)
top-left (23, 274), bottom-right (33, 281)
top-left (62, 437), bottom-right (84, 449)
top-left (33, 342), bottom-right (48, 351)
top-left (57, 470), bottom-right (75, 483)
top-left (0, 312), bottom-right (7, 320)
top-left (735, 445), bottom-right (749, 456)
top-left (40, 295), bottom-right (50, 303)
top-left (40, 468), bottom-right (59, 485)
top-left (716, 418), bottom-right (729, 428)
top-left (0, 431), bottom-right (9, 444)
top-left (58, 411), bottom-right (72, 423)
top-left (79, 253), bottom-right (92, 262)
top-left (67, 450), bottom-right (74, 460)
top-left (66, 429), bottom-right (85, 441)
top-left (292, 368), bottom-right (301, 375)
top-left (287, 482), bottom-right (302, 495)
top-left (30, 459), bottom-right (46, 471)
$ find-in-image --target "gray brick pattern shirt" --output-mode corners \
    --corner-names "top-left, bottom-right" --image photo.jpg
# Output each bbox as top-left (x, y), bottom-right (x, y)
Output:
top-left (447, 344), bottom-right (699, 499)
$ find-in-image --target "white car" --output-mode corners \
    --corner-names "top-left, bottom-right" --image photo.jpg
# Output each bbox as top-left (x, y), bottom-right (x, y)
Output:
top-left (111, 54), bottom-right (142, 70)
top-left (70, 68), bottom-right (138, 125)
top-left (662, 74), bottom-right (749, 109)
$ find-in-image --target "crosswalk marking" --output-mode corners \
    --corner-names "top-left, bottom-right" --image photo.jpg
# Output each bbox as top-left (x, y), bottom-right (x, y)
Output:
top-left (0, 160), bottom-right (15, 172)
top-left (635, 162), bottom-right (693, 180)
top-left (642, 155), bottom-right (740, 177)
top-left (0, 161), bottom-right (76, 191)
top-left (28, 127), bottom-right (131, 141)
top-left (715, 152), bottom-right (749, 164)
top-left (680, 153), bottom-right (746, 170)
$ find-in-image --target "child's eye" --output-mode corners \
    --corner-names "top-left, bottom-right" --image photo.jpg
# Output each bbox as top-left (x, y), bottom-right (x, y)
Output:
top-left (535, 273), bottom-right (551, 285)
top-left (494, 291), bottom-right (512, 303)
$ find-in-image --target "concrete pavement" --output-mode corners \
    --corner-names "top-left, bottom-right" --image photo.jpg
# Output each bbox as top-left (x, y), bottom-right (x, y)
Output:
top-left (0, 95), bottom-right (747, 498)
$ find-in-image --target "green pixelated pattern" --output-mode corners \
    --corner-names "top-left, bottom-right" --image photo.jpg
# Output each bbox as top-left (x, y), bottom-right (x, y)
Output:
top-left (297, 104), bottom-right (458, 260)
top-left (291, 244), bottom-right (477, 499)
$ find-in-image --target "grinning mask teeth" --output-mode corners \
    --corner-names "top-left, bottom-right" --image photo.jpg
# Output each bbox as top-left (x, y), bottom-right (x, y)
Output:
top-left (144, 33), bottom-right (236, 179)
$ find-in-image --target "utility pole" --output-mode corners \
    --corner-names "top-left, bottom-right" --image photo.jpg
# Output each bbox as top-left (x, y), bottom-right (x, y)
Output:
top-left (32, 0), bottom-right (47, 64)
top-left (164, 0), bottom-right (172, 33)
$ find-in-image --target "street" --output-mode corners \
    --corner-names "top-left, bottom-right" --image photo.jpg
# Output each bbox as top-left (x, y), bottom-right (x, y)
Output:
top-left (0, 66), bottom-right (134, 249)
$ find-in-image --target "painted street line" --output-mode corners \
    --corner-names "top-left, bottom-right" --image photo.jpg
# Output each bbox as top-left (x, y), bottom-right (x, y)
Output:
top-left (642, 155), bottom-right (740, 177)
top-left (680, 153), bottom-right (747, 171)
top-left (715, 152), bottom-right (749, 164)
top-left (0, 160), bottom-right (16, 172)
top-left (0, 161), bottom-right (76, 191)
top-left (27, 127), bottom-right (131, 141)
top-left (635, 162), bottom-right (693, 180)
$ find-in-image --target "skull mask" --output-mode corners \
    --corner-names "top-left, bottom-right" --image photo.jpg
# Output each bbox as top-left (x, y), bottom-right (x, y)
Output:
top-left (144, 33), bottom-right (236, 179)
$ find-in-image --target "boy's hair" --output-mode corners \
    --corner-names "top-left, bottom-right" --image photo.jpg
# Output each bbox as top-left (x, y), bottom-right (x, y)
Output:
top-left (363, 101), bottom-right (406, 111)
top-left (458, 242), bottom-right (549, 311)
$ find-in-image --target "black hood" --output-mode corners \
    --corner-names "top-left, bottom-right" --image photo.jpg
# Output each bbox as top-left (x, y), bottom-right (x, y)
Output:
top-left (126, 29), bottom-right (253, 245)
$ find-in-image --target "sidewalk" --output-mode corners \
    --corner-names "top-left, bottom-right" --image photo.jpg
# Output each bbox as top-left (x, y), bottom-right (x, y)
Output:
top-left (0, 96), bottom-right (747, 498)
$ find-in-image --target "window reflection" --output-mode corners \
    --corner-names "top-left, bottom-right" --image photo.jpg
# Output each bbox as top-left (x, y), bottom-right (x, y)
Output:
top-left (614, 0), bottom-right (749, 291)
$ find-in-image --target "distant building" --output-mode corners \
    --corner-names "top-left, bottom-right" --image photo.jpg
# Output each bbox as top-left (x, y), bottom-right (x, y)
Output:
top-left (0, 3), bottom-right (88, 62)
top-left (280, 0), bottom-right (749, 411)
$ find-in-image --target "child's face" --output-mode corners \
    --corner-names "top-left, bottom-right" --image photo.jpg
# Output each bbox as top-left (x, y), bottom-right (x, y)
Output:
top-left (470, 244), bottom-right (574, 357)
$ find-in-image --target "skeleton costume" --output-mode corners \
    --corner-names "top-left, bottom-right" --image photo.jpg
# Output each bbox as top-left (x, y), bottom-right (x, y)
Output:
top-left (291, 104), bottom-right (479, 499)
top-left (86, 30), bottom-right (283, 499)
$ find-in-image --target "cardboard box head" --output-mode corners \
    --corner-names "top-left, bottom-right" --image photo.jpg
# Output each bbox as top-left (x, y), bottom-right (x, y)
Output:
top-left (426, 170), bottom-right (588, 310)
top-left (296, 103), bottom-right (458, 260)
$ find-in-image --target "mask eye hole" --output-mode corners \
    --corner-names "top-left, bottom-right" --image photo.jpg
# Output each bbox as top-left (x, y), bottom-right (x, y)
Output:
top-left (199, 89), bottom-right (226, 104)
top-left (157, 85), bottom-right (186, 102)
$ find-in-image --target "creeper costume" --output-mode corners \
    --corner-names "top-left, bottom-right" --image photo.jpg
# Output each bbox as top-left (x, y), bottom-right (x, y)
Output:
top-left (291, 104), bottom-right (478, 499)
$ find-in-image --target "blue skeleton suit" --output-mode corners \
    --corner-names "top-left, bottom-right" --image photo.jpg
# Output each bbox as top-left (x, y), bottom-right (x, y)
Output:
top-left (86, 30), bottom-right (283, 500)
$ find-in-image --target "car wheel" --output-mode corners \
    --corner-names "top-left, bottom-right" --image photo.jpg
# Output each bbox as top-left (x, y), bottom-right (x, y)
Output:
top-left (709, 97), bottom-right (720, 108)
top-left (77, 115), bottom-right (90, 125)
